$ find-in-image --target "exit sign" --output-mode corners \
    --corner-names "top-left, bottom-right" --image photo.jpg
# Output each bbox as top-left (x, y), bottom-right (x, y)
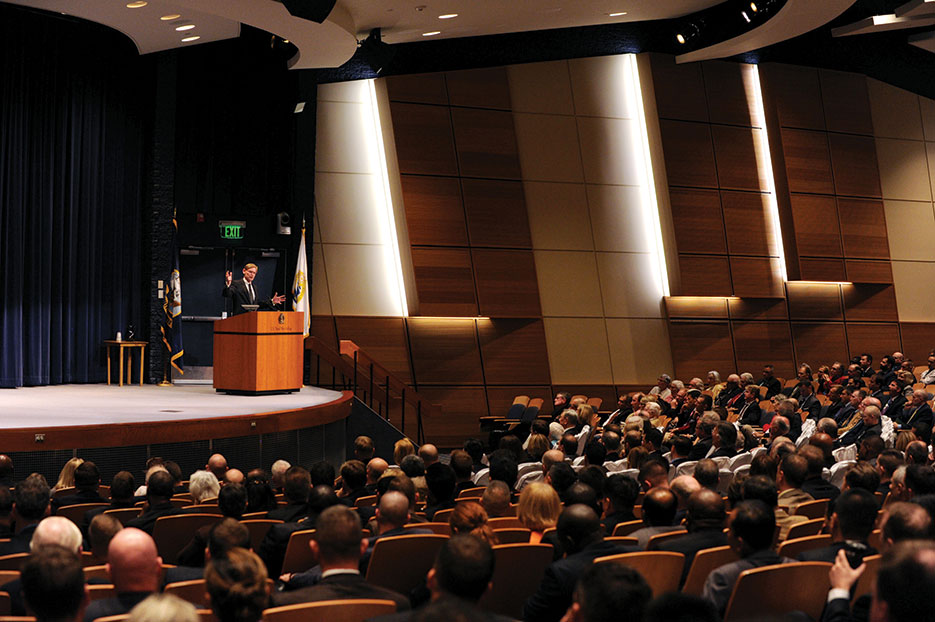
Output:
top-left (219, 220), bottom-right (246, 240)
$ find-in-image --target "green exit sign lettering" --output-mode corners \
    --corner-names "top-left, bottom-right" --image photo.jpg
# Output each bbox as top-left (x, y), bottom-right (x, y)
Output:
top-left (219, 220), bottom-right (246, 240)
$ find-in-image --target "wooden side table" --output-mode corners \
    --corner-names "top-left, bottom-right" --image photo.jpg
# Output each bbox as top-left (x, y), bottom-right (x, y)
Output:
top-left (104, 340), bottom-right (148, 386)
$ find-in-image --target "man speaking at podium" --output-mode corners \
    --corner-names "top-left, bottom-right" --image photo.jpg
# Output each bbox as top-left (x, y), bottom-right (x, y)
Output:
top-left (223, 263), bottom-right (286, 315)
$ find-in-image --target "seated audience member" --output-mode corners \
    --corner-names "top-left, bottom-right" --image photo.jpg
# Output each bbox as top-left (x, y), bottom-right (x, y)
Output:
top-left (797, 488), bottom-right (878, 564)
top-left (903, 464), bottom-right (935, 498)
top-left (799, 445), bottom-right (841, 505)
top-left (767, 416), bottom-right (792, 448)
top-left (562, 561), bottom-right (652, 622)
top-left (837, 404), bottom-right (883, 448)
top-left (88, 514), bottom-right (123, 563)
top-left (776, 453), bottom-right (813, 512)
top-left (52, 461), bottom-right (106, 511)
top-left (124, 471), bottom-right (182, 536)
top-left (897, 389), bottom-right (935, 441)
top-left (668, 436), bottom-right (693, 469)
top-left (0, 474), bottom-right (51, 556)
top-left (127, 594), bottom-right (198, 622)
top-left (21, 545), bottom-right (87, 622)
top-left (222, 469), bottom-right (244, 486)
top-left (519, 482), bottom-right (562, 544)
top-left (639, 459), bottom-right (669, 492)
top-left (905, 440), bottom-right (929, 465)
top-left (205, 548), bottom-right (270, 622)
top-left (205, 454), bottom-right (228, 483)
top-left (843, 462), bottom-right (882, 496)
top-left (742, 475), bottom-right (807, 540)
top-left (584, 441), bottom-right (608, 468)
top-left (525, 433), bottom-right (549, 464)
top-left (258, 484), bottom-right (339, 579)
top-left (669, 475), bottom-right (702, 525)
top-left (85, 471), bottom-right (136, 528)
top-left (423, 463), bottom-right (457, 521)
top-left (448, 451), bottom-right (475, 497)
top-left (748, 453), bottom-right (777, 480)
top-left (271, 505), bottom-right (409, 610)
top-left (177, 483), bottom-right (246, 567)
top-left (562, 482), bottom-right (603, 519)
top-left (737, 385), bottom-right (763, 427)
top-left (188, 470), bottom-right (220, 505)
top-left (808, 432), bottom-right (836, 470)
top-left (523, 504), bottom-right (634, 622)
top-left (463, 439), bottom-right (486, 473)
top-left (858, 435), bottom-right (885, 465)
top-left (601, 474), bottom-right (640, 535)
top-left (576, 466), bottom-right (606, 502)
top-left (481, 480), bottom-right (513, 518)
top-left (886, 466), bottom-right (911, 505)
top-left (84, 528), bottom-right (162, 622)
top-left (880, 501), bottom-right (934, 549)
top-left (336, 460), bottom-right (367, 506)
top-left (627, 447), bottom-right (649, 472)
top-left (702, 500), bottom-right (794, 616)
top-left (4, 516), bottom-right (84, 616)
top-left (657, 489), bottom-right (728, 586)
top-left (630, 488), bottom-right (681, 549)
top-left (244, 471), bottom-right (278, 514)
top-left (688, 413), bottom-right (720, 461)
top-left (268, 466), bottom-right (310, 522)
top-left (270, 459), bottom-right (290, 494)
top-left (602, 431), bottom-right (623, 462)
top-left (710, 422), bottom-right (738, 458)
top-left (693, 460), bottom-right (719, 492)
top-left (547, 462), bottom-right (577, 498)
top-left (53, 458), bottom-right (84, 493)
top-left (449, 501), bottom-right (499, 546)
top-left (169, 518), bottom-right (251, 586)
top-left (0, 487), bottom-right (12, 538)
top-left (354, 436), bottom-right (376, 463)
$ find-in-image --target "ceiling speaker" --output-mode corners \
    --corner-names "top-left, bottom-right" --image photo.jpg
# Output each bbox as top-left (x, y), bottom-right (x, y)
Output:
top-left (281, 0), bottom-right (337, 24)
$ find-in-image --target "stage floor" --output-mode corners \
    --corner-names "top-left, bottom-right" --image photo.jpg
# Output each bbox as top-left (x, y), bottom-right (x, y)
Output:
top-left (0, 384), bottom-right (344, 429)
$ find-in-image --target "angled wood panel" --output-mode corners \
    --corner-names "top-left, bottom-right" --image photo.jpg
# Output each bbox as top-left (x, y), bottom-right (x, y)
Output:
top-left (846, 323), bottom-right (900, 361)
top-left (462, 179), bottom-right (532, 248)
top-left (401, 175), bottom-right (468, 246)
top-left (650, 54), bottom-right (709, 122)
top-left (722, 191), bottom-right (775, 257)
top-left (799, 258), bottom-right (847, 282)
top-left (786, 282), bottom-right (843, 321)
top-left (669, 188), bottom-right (727, 254)
top-left (791, 322), bottom-right (848, 369)
top-left (782, 129), bottom-right (834, 195)
top-left (702, 61), bottom-right (755, 127)
top-left (416, 386), bottom-right (489, 447)
top-left (665, 297), bottom-right (729, 319)
top-left (790, 194), bottom-right (842, 258)
top-left (659, 120), bottom-right (718, 188)
top-left (310, 315), bottom-right (338, 350)
top-left (334, 316), bottom-right (413, 383)
top-left (390, 102), bottom-right (458, 176)
top-left (898, 323), bottom-right (935, 364)
top-left (763, 64), bottom-right (825, 130)
top-left (385, 73), bottom-right (449, 105)
top-left (445, 67), bottom-right (512, 110)
top-left (845, 260), bottom-right (893, 284)
top-left (486, 386), bottom-right (553, 419)
top-left (668, 321), bottom-right (735, 382)
top-left (477, 319), bottom-right (551, 385)
top-left (842, 284), bottom-right (899, 322)
top-left (410, 248), bottom-right (478, 317)
top-left (712, 125), bottom-right (763, 192)
top-left (408, 318), bottom-right (483, 384)
top-left (729, 257), bottom-right (784, 298)
top-left (728, 298), bottom-right (789, 321)
top-left (450, 107), bottom-right (522, 179)
top-left (731, 320), bottom-right (795, 378)
top-left (829, 134), bottom-right (882, 199)
top-left (837, 198), bottom-right (889, 259)
top-left (678, 254), bottom-right (733, 296)
top-left (472, 249), bottom-right (541, 317)
top-left (819, 69), bottom-right (873, 136)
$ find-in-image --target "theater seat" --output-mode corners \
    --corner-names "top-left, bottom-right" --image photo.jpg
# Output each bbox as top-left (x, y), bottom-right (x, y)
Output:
top-left (593, 551), bottom-right (685, 596)
top-left (478, 543), bottom-right (553, 619)
top-left (723, 562), bottom-right (831, 621)
top-left (365, 534), bottom-right (448, 596)
top-left (263, 599), bottom-right (397, 622)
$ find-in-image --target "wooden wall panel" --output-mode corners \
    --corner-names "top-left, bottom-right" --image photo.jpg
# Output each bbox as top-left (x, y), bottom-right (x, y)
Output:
top-left (408, 318), bottom-right (483, 384)
top-left (899, 323), bottom-right (935, 363)
top-left (401, 175), bottom-right (468, 246)
top-left (790, 194), bottom-right (842, 258)
top-left (786, 282), bottom-right (843, 320)
top-left (791, 322), bottom-right (849, 368)
top-left (669, 188), bottom-right (727, 254)
top-left (386, 73), bottom-right (449, 105)
top-left (729, 257), bottom-right (784, 298)
top-left (837, 198), bottom-right (889, 259)
top-left (799, 258), bottom-right (847, 283)
top-left (763, 64), bottom-right (824, 130)
top-left (445, 67), bottom-right (512, 110)
top-left (702, 61), bottom-right (754, 127)
top-left (391, 103), bottom-right (459, 176)
top-left (829, 134), bottom-right (881, 199)
top-left (651, 54), bottom-right (708, 122)
top-left (678, 255), bottom-right (733, 296)
top-left (472, 250), bottom-right (541, 317)
top-left (485, 386), bottom-right (553, 419)
top-left (782, 129), bottom-right (834, 195)
top-left (731, 320), bottom-right (795, 378)
top-left (417, 386), bottom-right (489, 447)
top-left (410, 248), bottom-right (478, 317)
top-left (722, 191), bottom-right (774, 257)
top-left (477, 319), bottom-right (551, 385)
top-left (846, 323), bottom-right (901, 360)
top-left (819, 69), bottom-right (873, 136)
top-left (462, 179), bottom-right (532, 248)
top-left (711, 126), bottom-right (763, 192)
top-left (450, 108), bottom-right (522, 179)
top-left (334, 317), bottom-right (413, 383)
top-left (659, 120), bottom-right (719, 188)
top-left (552, 385), bottom-right (619, 409)
top-left (843, 284), bottom-right (899, 322)
top-left (310, 316), bottom-right (338, 349)
top-left (668, 321), bottom-right (735, 381)
top-left (728, 298), bottom-right (789, 321)
top-left (665, 297), bottom-right (729, 319)
top-left (845, 260), bottom-right (893, 284)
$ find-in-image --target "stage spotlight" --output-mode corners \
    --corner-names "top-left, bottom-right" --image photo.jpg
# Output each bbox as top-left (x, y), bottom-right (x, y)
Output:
top-left (358, 28), bottom-right (396, 74)
top-left (676, 22), bottom-right (700, 45)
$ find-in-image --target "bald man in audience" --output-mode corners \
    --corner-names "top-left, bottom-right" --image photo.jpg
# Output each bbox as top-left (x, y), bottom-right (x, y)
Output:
top-left (630, 488), bottom-right (681, 549)
top-left (223, 468), bottom-right (244, 486)
top-left (418, 444), bottom-right (439, 468)
top-left (205, 454), bottom-right (228, 481)
top-left (482, 481), bottom-right (513, 518)
top-left (83, 528), bottom-right (162, 622)
top-left (361, 491), bottom-right (430, 573)
top-left (656, 489), bottom-right (728, 586)
top-left (669, 475), bottom-right (702, 524)
top-left (808, 433), bottom-right (836, 469)
top-left (906, 441), bottom-right (929, 466)
top-left (365, 458), bottom-right (388, 494)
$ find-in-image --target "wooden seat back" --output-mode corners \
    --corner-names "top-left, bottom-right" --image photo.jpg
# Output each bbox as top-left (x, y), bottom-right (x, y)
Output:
top-left (594, 551), bottom-right (685, 596)
top-left (478, 544), bottom-right (553, 619)
top-left (365, 535), bottom-right (448, 596)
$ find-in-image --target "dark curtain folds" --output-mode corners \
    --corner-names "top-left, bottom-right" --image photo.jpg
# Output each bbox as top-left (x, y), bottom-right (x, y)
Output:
top-left (0, 7), bottom-right (146, 387)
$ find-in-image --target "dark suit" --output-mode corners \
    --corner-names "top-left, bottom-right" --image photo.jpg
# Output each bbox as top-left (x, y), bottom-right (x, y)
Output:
top-left (267, 503), bottom-right (308, 523)
top-left (52, 489), bottom-right (107, 513)
top-left (223, 279), bottom-right (277, 316)
top-left (797, 541), bottom-right (877, 565)
top-left (702, 549), bottom-right (793, 616)
top-left (833, 404), bottom-right (856, 427)
top-left (687, 438), bottom-right (713, 461)
top-left (710, 446), bottom-right (736, 459)
top-left (124, 502), bottom-right (184, 535)
top-left (601, 509), bottom-right (635, 536)
top-left (83, 592), bottom-right (151, 622)
top-left (760, 377), bottom-right (782, 399)
top-left (258, 517), bottom-right (317, 578)
top-left (84, 500), bottom-right (136, 530)
top-left (802, 476), bottom-right (841, 505)
top-left (837, 421), bottom-right (881, 449)
top-left (897, 403), bottom-right (933, 434)
top-left (656, 529), bottom-right (728, 586)
top-left (737, 400), bottom-right (763, 427)
top-left (523, 539), bottom-right (635, 622)
top-left (880, 394), bottom-right (907, 421)
top-left (799, 394), bottom-right (822, 421)
top-left (270, 571), bottom-right (409, 611)
top-left (715, 388), bottom-right (741, 409)
top-left (0, 524), bottom-right (38, 556)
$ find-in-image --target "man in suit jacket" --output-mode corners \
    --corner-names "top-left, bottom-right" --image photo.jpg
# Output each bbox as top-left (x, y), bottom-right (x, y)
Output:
top-left (53, 461), bottom-right (107, 513)
top-left (20, 546), bottom-right (88, 622)
top-left (759, 365), bottom-right (782, 399)
top-left (797, 382), bottom-right (822, 422)
top-left (737, 385), bottom-right (763, 427)
top-left (124, 470), bottom-right (184, 536)
top-left (271, 505), bottom-right (409, 611)
top-left (524, 504), bottom-right (636, 622)
top-left (895, 389), bottom-right (934, 438)
top-left (83, 528), bottom-right (162, 622)
top-left (880, 380), bottom-right (908, 421)
top-left (837, 405), bottom-right (883, 449)
top-left (0, 475), bottom-right (50, 557)
top-left (268, 466), bottom-right (312, 523)
top-left (656, 489), bottom-right (728, 586)
top-left (797, 488), bottom-right (877, 566)
top-left (688, 412), bottom-right (719, 461)
top-left (222, 263), bottom-right (285, 316)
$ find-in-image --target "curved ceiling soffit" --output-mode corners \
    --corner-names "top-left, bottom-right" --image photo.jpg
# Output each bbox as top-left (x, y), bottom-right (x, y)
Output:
top-left (675, 0), bottom-right (858, 63)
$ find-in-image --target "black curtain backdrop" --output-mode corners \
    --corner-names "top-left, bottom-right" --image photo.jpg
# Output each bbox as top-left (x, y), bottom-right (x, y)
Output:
top-left (0, 7), bottom-right (147, 387)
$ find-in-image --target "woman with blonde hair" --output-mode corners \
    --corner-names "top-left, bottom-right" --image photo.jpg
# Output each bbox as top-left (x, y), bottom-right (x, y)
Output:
top-left (448, 500), bottom-right (499, 546)
top-left (576, 404), bottom-right (597, 430)
top-left (393, 438), bottom-right (416, 466)
top-left (517, 482), bottom-right (561, 544)
top-left (53, 457), bottom-right (84, 491)
top-left (205, 547), bottom-right (270, 622)
top-left (526, 434), bottom-right (550, 462)
top-left (128, 594), bottom-right (199, 622)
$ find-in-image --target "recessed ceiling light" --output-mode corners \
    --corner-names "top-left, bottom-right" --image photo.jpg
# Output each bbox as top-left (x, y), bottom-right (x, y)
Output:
top-left (422, 31), bottom-right (441, 36)
top-left (160, 14), bottom-right (181, 20)
top-left (175, 24), bottom-right (195, 31)
top-left (608, 12), bottom-right (627, 17)
top-left (126, 1), bottom-right (147, 8)
top-left (181, 35), bottom-right (200, 42)
top-left (438, 13), bottom-right (458, 19)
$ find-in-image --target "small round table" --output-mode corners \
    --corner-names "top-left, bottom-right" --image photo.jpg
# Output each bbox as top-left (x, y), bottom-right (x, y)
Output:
top-left (104, 340), bottom-right (147, 386)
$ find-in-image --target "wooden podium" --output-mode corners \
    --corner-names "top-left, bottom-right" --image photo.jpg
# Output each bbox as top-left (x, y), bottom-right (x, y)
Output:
top-left (213, 312), bottom-right (304, 395)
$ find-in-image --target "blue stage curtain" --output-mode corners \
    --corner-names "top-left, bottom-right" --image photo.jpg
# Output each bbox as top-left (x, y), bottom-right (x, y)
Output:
top-left (0, 6), bottom-right (145, 387)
